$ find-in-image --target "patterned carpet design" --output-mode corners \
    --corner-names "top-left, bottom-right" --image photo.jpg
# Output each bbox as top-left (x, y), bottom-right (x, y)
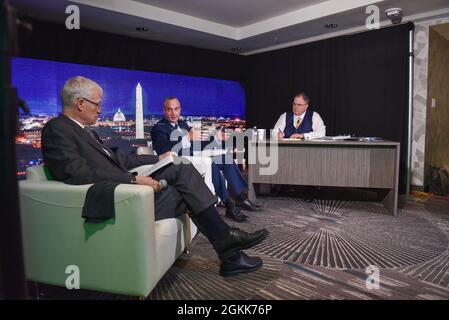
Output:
top-left (253, 199), bottom-right (447, 269)
top-left (33, 196), bottom-right (449, 300)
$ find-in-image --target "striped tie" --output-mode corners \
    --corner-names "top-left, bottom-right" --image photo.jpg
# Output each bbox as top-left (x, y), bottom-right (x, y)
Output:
top-left (85, 127), bottom-right (113, 157)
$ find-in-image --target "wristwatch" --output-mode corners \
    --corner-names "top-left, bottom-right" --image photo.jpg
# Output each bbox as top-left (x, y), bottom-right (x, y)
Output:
top-left (130, 175), bottom-right (137, 184)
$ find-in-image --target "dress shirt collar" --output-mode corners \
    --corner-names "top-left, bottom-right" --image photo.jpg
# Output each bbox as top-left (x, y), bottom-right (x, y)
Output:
top-left (66, 116), bottom-right (85, 129)
top-left (293, 112), bottom-right (306, 122)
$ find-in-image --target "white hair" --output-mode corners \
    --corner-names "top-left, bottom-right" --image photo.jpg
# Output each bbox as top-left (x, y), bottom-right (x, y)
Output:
top-left (61, 76), bottom-right (103, 109)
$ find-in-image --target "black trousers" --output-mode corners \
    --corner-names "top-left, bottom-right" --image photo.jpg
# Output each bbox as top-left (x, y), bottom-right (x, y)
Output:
top-left (152, 162), bottom-right (218, 221)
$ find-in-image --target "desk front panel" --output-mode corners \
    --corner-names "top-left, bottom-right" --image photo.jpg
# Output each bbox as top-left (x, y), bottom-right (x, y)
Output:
top-left (249, 143), bottom-right (398, 188)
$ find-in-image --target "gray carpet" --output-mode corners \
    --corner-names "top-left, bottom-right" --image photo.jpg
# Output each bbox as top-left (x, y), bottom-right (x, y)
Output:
top-left (148, 196), bottom-right (449, 300)
top-left (33, 195), bottom-right (449, 300)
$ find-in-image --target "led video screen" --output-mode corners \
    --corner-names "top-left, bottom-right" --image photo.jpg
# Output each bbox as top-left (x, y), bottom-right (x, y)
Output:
top-left (12, 57), bottom-right (246, 178)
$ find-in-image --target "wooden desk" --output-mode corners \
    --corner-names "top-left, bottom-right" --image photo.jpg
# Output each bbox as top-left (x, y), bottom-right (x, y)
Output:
top-left (248, 140), bottom-right (400, 215)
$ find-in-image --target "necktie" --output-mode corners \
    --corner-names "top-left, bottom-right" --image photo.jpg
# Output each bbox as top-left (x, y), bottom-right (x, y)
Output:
top-left (84, 127), bottom-right (113, 157)
top-left (294, 117), bottom-right (302, 129)
top-left (85, 127), bottom-right (102, 144)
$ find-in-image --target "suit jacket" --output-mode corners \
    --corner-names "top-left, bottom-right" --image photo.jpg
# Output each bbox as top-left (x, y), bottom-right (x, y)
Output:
top-left (151, 118), bottom-right (221, 156)
top-left (42, 114), bottom-right (159, 185)
top-left (82, 180), bottom-right (120, 223)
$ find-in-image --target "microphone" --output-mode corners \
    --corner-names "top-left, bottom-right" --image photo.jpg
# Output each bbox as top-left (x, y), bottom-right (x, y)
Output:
top-left (159, 179), bottom-right (168, 190)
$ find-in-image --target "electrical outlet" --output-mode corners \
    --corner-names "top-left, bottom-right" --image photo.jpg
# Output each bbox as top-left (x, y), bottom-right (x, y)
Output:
top-left (431, 98), bottom-right (436, 109)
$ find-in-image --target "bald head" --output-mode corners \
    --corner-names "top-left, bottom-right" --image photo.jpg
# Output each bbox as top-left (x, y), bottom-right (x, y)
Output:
top-left (163, 97), bottom-right (181, 124)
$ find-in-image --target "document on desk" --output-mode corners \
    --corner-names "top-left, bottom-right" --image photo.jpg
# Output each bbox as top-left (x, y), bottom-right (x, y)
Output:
top-left (138, 155), bottom-right (174, 176)
top-left (356, 137), bottom-right (383, 142)
top-left (321, 135), bottom-right (352, 140)
top-left (306, 138), bottom-right (331, 142)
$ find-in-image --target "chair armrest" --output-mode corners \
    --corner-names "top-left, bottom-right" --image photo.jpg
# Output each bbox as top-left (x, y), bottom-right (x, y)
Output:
top-left (182, 155), bottom-right (212, 168)
top-left (181, 156), bottom-right (214, 194)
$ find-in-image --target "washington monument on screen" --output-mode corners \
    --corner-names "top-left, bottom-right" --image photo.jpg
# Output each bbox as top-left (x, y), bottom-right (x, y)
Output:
top-left (135, 82), bottom-right (144, 139)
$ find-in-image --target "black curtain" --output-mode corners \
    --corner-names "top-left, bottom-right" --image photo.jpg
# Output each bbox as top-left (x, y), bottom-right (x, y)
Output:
top-left (0, 0), bottom-right (27, 299)
top-left (17, 18), bottom-right (245, 81)
top-left (245, 23), bottom-right (413, 194)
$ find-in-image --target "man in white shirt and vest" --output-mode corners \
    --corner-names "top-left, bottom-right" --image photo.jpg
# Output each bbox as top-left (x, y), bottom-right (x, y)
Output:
top-left (272, 92), bottom-right (326, 140)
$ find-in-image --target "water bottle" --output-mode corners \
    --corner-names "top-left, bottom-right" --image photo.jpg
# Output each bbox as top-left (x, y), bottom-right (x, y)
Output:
top-left (252, 126), bottom-right (258, 141)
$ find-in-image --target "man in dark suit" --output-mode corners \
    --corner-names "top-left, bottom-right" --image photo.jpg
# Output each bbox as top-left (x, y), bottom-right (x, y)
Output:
top-left (41, 76), bottom-right (268, 277)
top-left (151, 97), bottom-right (262, 223)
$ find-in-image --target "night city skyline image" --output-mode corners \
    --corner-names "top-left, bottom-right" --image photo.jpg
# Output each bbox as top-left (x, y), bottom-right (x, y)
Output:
top-left (13, 57), bottom-right (246, 178)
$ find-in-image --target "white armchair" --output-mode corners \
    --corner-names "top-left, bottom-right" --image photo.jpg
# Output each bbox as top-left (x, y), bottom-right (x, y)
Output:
top-left (18, 157), bottom-right (214, 298)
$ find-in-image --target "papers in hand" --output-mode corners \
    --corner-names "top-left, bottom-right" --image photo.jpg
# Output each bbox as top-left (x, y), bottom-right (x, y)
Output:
top-left (192, 149), bottom-right (228, 157)
top-left (137, 155), bottom-right (174, 176)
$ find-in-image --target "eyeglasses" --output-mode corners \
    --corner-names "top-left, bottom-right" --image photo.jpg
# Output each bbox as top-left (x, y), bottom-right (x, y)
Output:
top-left (80, 97), bottom-right (101, 108)
top-left (165, 107), bottom-right (180, 113)
top-left (292, 102), bottom-right (308, 107)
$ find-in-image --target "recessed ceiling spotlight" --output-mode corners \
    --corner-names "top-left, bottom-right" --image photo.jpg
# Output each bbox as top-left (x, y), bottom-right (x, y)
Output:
top-left (324, 23), bottom-right (338, 29)
top-left (231, 47), bottom-right (242, 52)
top-left (136, 26), bottom-right (148, 32)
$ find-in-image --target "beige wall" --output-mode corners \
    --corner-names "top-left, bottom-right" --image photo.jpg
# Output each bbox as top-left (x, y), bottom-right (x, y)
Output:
top-left (424, 26), bottom-right (449, 182)
top-left (412, 17), bottom-right (449, 187)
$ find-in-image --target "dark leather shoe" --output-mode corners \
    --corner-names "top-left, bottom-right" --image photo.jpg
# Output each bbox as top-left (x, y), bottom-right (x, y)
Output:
top-left (213, 228), bottom-right (268, 259)
top-left (225, 206), bottom-right (248, 222)
top-left (216, 200), bottom-right (226, 208)
top-left (236, 199), bottom-right (263, 211)
top-left (220, 252), bottom-right (263, 277)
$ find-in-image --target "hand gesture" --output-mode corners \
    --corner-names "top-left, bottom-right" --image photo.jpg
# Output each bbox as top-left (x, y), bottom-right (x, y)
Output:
top-left (216, 129), bottom-right (229, 141)
top-left (188, 128), bottom-right (209, 141)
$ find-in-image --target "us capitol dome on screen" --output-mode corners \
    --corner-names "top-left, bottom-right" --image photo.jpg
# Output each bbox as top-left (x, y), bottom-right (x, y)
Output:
top-left (113, 108), bottom-right (126, 122)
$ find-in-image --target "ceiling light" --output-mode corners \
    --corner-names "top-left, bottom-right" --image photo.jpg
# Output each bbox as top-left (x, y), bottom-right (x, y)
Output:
top-left (385, 8), bottom-right (403, 24)
top-left (136, 26), bottom-right (148, 32)
top-left (231, 47), bottom-right (242, 53)
top-left (324, 23), bottom-right (338, 29)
